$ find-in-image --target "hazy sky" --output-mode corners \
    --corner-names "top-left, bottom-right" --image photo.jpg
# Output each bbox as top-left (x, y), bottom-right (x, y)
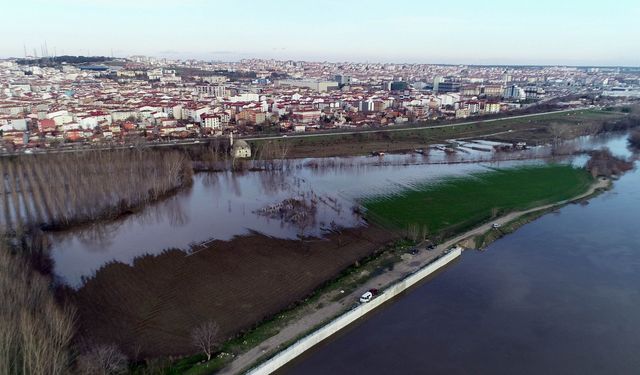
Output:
top-left (2, 0), bottom-right (639, 66)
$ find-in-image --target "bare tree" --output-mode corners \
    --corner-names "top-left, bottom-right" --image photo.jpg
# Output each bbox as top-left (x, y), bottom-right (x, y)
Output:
top-left (549, 122), bottom-right (570, 155)
top-left (76, 343), bottom-right (127, 375)
top-left (0, 240), bottom-right (76, 375)
top-left (191, 321), bottom-right (220, 361)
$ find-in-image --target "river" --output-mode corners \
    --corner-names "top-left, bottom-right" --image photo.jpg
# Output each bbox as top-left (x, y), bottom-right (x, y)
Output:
top-left (280, 144), bottom-right (640, 374)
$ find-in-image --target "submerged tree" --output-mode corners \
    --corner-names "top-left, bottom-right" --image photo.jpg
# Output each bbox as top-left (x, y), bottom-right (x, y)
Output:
top-left (586, 148), bottom-right (634, 178)
top-left (0, 148), bottom-right (194, 231)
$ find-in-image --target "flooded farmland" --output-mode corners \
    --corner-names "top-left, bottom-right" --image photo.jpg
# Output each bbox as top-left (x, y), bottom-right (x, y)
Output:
top-left (48, 132), bottom-right (632, 287)
top-left (34, 131), bottom-right (634, 358)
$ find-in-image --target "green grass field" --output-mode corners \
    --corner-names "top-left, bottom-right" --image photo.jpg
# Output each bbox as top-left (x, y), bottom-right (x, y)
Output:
top-left (362, 164), bottom-right (594, 239)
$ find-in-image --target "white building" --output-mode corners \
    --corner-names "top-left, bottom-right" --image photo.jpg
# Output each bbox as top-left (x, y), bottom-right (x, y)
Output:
top-left (276, 79), bottom-right (339, 93)
top-left (227, 93), bottom-right (260, 102)
top-left (202, 115), bottom-right (221, 129)
top-left (232, 139), bottom-right (251, 158)
top-left (195, 85), bottom-right (229, 98)
top-left (111, 110), bottom-right (139, 122)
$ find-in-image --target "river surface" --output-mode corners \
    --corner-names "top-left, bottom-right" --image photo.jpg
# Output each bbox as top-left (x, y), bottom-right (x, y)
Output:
top-left (49, 132), bottom-right (631, 287)
top-left (281, 145), bottom-right (640, 374)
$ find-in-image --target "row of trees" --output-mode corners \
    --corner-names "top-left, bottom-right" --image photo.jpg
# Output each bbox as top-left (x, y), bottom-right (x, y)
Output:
top-left (0, 149), bottom-right (193, 233)
top-left (0, 144), bottom-right (219, 373)
top-left (0, 231), bottom-right (199, 375)
top-left (0, 238), bottom-right (76, 374)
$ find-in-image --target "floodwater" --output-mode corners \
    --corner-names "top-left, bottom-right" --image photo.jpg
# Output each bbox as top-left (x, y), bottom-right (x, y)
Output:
top-left (50, 157), bottom-right (499, 286)
top-left (49, 132), bottom-right (632, 286)
top-left (282, 147), bottom-right (640, 374)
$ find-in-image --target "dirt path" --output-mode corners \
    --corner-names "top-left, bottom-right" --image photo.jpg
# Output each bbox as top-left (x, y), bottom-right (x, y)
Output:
top-left (219, 177), bottom-right (610, 375)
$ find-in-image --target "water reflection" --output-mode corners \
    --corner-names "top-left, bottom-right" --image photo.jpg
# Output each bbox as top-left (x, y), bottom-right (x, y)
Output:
top-left (49, 132), bottom-right (632, 287)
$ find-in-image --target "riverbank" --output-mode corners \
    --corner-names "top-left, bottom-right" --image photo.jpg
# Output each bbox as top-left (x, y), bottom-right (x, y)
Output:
top-left (247, 109), bottom-right (630, 159)
top-left (280, 169), bottom-right (640, 375)
top-left (209, 172), bottom-right (609, 374)
top-left (249, 248), bottom-right (463, 375)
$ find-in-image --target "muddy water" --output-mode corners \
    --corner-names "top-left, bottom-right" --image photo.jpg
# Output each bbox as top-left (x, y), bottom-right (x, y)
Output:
top-left (49, 132), bottom-right (632, 286)
top-left (50, 158), bottom-right (495, 286)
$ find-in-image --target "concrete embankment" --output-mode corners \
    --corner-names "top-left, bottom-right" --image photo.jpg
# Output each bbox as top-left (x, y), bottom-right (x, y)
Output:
top-left (247, 248), bottom-right (462, 375)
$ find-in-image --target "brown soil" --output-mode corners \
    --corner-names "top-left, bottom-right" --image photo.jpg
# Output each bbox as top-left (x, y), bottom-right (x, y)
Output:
top-left (71, 225), bottom-right (397, 358)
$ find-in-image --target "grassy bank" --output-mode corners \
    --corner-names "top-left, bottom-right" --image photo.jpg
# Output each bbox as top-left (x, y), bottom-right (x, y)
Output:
top-left (362, 164), bottom-right (594, 241)
top-left (248, 109), bottom-right (629, 158)
top-left (472, 208), bottom-right (555, 249)
top-left (472, 177), bottom-right (611, 249)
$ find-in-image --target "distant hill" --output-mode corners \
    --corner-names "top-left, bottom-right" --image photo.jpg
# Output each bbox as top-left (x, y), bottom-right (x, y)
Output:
top-left (16, 55), bottom-right (114, 66)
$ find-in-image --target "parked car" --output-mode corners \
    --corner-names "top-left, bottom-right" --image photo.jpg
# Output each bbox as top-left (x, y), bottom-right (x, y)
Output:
top-left (359, 292), bottom-right (373, 303)
top-left (359, 288), bottom-right (379, 303)
top-left (492, 223), bottom-right (501, 229)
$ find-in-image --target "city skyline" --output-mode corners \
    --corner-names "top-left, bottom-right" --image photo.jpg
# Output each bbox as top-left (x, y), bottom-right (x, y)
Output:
top-left (2, 0), bottom-right (639, 66)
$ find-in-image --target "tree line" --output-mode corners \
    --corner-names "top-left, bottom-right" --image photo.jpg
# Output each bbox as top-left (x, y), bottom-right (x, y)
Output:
top-left (0, 236), bottom-right (76, 374)
top-left (0, 148), bottom-right (193, 234)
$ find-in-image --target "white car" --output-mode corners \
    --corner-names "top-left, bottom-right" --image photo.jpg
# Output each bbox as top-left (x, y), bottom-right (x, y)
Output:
top-left (359, 291), bottom-right (373, 303)
top-left (492, 223), bottom-right (501, 229)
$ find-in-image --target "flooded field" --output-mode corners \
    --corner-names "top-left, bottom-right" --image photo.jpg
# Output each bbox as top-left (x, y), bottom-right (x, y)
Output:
top-left (48, 132), bottom-right (632, 286)
top-left (34, 131), bottom-right (633, 359)
top-left (48, 157), bottom-right (499, 286)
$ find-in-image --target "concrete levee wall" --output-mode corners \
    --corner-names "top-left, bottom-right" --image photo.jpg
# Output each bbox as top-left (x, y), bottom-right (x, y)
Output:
top-left (247, 248), bottom-right (462, 375)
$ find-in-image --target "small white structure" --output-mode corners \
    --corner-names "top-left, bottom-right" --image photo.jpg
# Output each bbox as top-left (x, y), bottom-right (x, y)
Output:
top-left (232, 139), bottom-right (251, 159)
